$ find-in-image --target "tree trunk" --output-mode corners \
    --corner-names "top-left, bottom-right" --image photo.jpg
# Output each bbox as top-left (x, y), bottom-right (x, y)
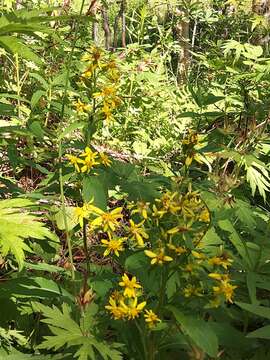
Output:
top-left (121, 0), bottom-right (127, 48)
top-left (101, 7), bottom-right (112, 50)
top-left (86, 0), bottom-right (99, 43)
top-left (175, 9), bottom-right (190, 84)
top-left (113, 0), bottom-right (126, 49)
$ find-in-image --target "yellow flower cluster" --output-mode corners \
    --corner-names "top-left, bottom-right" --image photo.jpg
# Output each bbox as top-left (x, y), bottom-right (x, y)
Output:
top-left (105, 273), bottom-right (161, 328)
top-left (209, 273), bottom-right (237, 305)
top-left (80, 46), bottom-right (121, 124)
top-left (66, 147), bottom-right (112, 173)
top-left (179, 249), bottom-right (237, 306)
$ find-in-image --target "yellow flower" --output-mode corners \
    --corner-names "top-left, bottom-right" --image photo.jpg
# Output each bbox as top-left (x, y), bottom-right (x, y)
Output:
top-left (119, 273), bottom-right (142, 298)
top-left (156, 191), bottom-right (181, 214)
top-left (167, 225), bottom-right (189, 235)
top-left (91, 207), bottom-right (123, 232)
top-left (65, 154), bottom-right (83, 172)
top-left (94, 86), bottom-right (116, 98)
top-left (167, 243), bottom-right (187, 255)
top-left (111, 290), bottom-right (124, 302)
top-left (208, 256), bottom-right (233, 269)
top-left (129, 219), bottom-right (149, 247)
top-left (183, 284), bottom-right (203, 298)
top-left (183, 263), bottom-right (198, 276)
top-left (144, 310), bottom-right (161, 328)
top-left (82, 63), bottom-right (98, 78)
top-left (74, 203), bottom-right (92, 227)
top-left (199, 208), bottom-right (210, 223)
top-left (182, 131), bottom-right (198, 146)
top-left (102, 101), bottom-right (113, 123)
top-left (208, 273), bottom-right (230, 282)
top-left (101, 233), bottom-right (125, 257)
top-left (79, 147), bottom-right (100, 173)
top-left (152, 204), bottom-right (166, 220)
top-left (131, 201), bottom-right (150, 219)
top-left (191, 250), bottom-right (206, 262)
top-left (144, 248), bottom-right (173, 265)
top-left (81, 146), bottom-right (98, 158)
top-left (80, 157), bottom-right (99, 173)
top-left (208, 297), bottom-right (221, 308)
top-left (105, 296), bottom-right (125, 320)
top-left (185, 155), bottom-right (194, 167)
top-left (74, 99), bottom-right (91, 113)
top-left (213, 281), bottom-right (237, 303)
top-left (119, 297), bottom-right (146, 320)
top-left (99, 152), bottom-right (112, 166)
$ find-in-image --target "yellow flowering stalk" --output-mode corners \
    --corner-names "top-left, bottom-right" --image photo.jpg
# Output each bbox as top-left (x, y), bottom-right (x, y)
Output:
top-left (101, 233), bottom-right (126, 257)
top-left (144, 310), bottom-right (161, 328)
top-left (119, 297), bottom-right (146, 320)
top-left (129, 219), bottom-right (149, 247)
top-left (74, 99), bottom-right (91, 113)
top-left (119, 273), bottom-right (142, 298)
top-left (144, 248), bottom-right (173, 265)
top-left (90, 207), bottom-right (123, 232)
top-left (65, 154), bottom-right (84, 172)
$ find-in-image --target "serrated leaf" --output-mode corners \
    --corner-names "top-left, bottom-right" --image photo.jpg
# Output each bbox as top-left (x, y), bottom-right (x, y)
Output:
top-left (0, 198), bottom-right (58, 270)
top-left (35, 303), bottom-right (123, 360)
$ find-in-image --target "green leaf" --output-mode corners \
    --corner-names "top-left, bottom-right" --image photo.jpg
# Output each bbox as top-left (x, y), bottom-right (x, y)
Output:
top-left (28, 121), bottom-right (45, 140)
top-left (82, 176), bottom-right (108, 211)
top-left (236, 302), bottom-right (270, 320)
top-left (0, 198), bottom-right (58, 270)
top-left (58, 121), bottom-right (85, 140)
top-left (35, 303), bottom-right (123, 360)
top-left (54, 206), bottom-right (78, 231)
top-left (168, 306), bottom-right (218, 357)
top-left (0, 102), bottom-right (15, 115)
top-left (0, 276), bottom-right (73, 300)
top-left (247, 325), bottom-right (270, 339)
top-left (0, 36), bottom-right (42, 64)
top-left (31, 90), bottom-right (46, 109)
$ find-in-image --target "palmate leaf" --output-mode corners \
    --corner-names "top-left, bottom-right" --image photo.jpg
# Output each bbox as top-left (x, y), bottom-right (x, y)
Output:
top-left (34, 303), bottom-right (123, 360)
top-left (0, 198), bottom-right (58, 270)
top-left (242, 155), bottom-right (270, 201)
